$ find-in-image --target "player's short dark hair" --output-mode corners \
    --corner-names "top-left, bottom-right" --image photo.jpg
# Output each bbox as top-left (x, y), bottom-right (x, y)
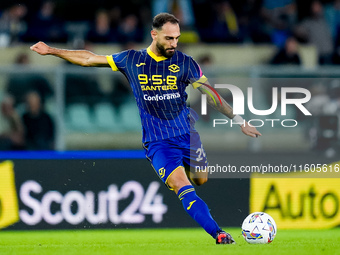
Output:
top-left (152, 13), bottom-right (179, 30)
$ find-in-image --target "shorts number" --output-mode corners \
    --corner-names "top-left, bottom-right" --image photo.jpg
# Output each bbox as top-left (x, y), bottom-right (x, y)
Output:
top-left (195, 144), bottom-right (206, 162)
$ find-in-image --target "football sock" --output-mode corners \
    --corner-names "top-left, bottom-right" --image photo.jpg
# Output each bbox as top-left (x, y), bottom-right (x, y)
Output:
top-left (177, 185), bottom-right (221, 238)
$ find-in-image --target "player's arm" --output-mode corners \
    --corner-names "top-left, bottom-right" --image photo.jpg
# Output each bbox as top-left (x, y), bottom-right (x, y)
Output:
top-left (30, 41), bottom-right (110, 68)
top-left (197, 81), bottom-right (262, 138)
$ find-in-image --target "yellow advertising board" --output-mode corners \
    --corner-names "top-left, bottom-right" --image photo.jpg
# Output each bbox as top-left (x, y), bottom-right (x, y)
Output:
top-left (0, 161), bottom-right (19, 229)
top-left (250, 161), bottom-right (340, 229)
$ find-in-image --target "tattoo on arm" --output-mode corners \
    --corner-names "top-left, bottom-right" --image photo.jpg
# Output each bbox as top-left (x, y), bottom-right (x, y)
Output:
top-left (197, 83), bottom-right (235, 119)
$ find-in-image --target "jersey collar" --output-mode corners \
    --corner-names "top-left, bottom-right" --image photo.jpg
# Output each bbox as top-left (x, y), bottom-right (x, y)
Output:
top-left (147, 47), bottom-right (167, 62)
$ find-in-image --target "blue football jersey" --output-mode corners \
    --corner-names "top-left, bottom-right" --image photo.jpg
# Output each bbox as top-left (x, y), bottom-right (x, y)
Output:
top-left (106, 47), bottom-right (207, 143)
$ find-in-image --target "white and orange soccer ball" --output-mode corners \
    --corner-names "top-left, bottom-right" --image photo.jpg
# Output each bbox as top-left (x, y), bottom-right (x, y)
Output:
top-left (241, 212), bottom-right (277, 244)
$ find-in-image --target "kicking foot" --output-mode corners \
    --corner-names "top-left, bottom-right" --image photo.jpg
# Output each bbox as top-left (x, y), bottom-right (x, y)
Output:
top-left (216, 231), bottom-right (236, 244)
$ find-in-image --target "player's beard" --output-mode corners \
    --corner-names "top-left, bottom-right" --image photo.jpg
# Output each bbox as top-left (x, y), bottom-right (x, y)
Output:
top-left (156, 42), bottom-right (176, 58)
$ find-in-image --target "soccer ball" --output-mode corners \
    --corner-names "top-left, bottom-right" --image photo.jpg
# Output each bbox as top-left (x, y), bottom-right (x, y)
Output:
top-left (241, 212), bottom-right (277, 244)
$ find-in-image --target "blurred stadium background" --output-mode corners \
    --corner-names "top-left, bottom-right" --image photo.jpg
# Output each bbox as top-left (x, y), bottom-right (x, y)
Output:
top-left (1, 0), bottom-right (340, 237)
top-left (1, 0), bottom-right (340, 152)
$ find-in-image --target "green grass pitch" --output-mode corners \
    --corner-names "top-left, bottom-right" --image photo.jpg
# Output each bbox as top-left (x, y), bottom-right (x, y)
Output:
top-left (1, 228), bottom-right (340, 255)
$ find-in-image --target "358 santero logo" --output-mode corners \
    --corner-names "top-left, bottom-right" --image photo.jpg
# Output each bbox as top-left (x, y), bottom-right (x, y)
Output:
top-left (138, 74), bottom-right (178, 91)
top-left (0, 161), bottom-right (19, 229)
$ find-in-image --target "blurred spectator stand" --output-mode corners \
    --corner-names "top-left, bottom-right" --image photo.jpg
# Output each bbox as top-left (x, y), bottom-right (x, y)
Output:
top-left (24, 0), bottom-right (66, 43)
top-left (269, 36), bottom-right (302, 65)
top-left (22, 91), bottom-right (55, 150)
top-left (6, 52), bottom-right (53, 107)
top-left (294, 0), bottom-right (334, 65)
top-left (87, 9), bottom-right (117, 43)
top-left (0, 95), bottom-right (24, 150)
top-left (0, 3), bottom-right (27, 47)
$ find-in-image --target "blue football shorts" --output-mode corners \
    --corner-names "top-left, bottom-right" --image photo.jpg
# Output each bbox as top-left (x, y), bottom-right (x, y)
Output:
top-left (143, 131), bottom-right (208, 188)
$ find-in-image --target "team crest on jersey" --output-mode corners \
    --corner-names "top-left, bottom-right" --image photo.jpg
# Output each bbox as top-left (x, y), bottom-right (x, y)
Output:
top-left (168, 64), bottom-right (180, 73)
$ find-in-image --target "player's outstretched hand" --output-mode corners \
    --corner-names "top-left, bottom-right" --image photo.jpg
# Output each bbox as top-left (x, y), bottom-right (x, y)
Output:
top-left (240, 121), bottom-right (262, 138)
top-left (30, 41), bottom-right (51, 55)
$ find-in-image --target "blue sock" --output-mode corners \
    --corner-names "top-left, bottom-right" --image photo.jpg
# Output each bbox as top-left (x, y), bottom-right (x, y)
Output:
top-left (177, 185), bottom-right (221, 238)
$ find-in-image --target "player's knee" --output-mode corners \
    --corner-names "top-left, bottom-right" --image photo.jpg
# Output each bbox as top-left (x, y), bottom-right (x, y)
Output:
top-left (167, 167), bottom-right (192, 193)
top-left (192, 177), bottom-right (208, 186)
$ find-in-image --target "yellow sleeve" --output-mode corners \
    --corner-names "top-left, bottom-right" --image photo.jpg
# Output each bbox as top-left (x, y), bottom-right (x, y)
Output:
top-left (191, 75), bottom-right (208, 89)
top-left (106, 55), bottom-right (119, 71)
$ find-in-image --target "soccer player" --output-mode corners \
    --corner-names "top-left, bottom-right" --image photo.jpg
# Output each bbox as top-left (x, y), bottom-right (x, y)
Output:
top-left (30, 13), bottom-right (261, 244)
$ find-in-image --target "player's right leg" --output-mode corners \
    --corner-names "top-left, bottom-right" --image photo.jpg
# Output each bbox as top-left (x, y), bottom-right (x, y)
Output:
top-left (166, 167), bottom-right (235, 244)
top-left (143, 137), bottom-right (235, 244)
